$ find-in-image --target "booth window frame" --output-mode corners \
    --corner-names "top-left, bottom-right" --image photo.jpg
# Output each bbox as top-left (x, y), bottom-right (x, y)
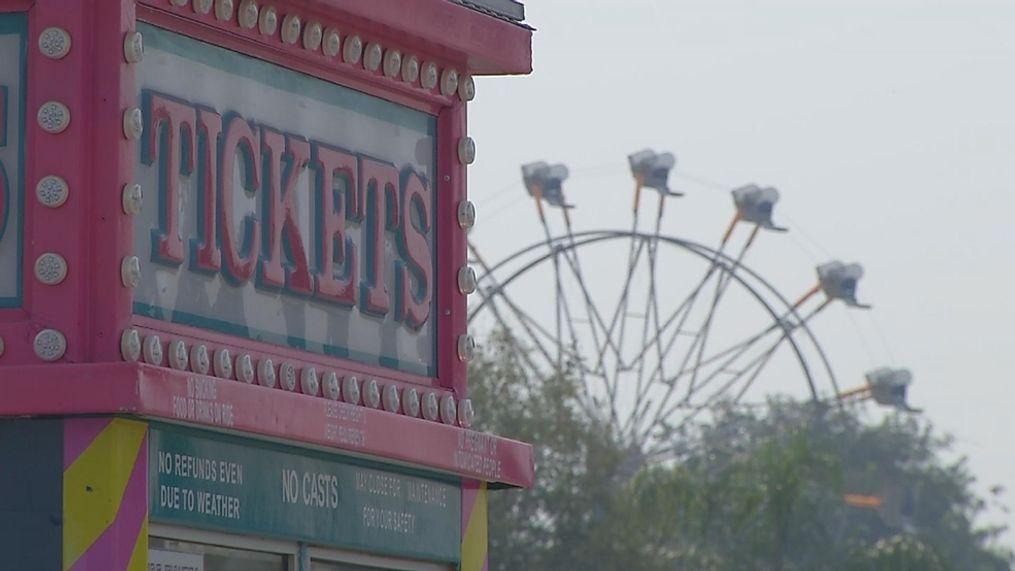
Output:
top-left (151, 523), bottom-right (453, 571)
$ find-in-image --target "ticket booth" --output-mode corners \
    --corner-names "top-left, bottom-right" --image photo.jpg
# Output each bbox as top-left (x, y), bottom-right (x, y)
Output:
top-left (0, 1), bottom-right (533, 570)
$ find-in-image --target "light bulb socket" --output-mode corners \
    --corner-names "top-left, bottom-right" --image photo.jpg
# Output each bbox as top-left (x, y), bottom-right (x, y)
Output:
top-left (143, 335), bottom-right (163, 366)
top-left (121, 329), bottom-right (141, 362)
top-left (364, 379), bottom-right (381, 408)
top-left (440, 394), bottom-right (457, 424)
top-left (458, 137), bottom-right (476, 165)
top-left (303, 21), bottom-right (323, 51)
top-left (343, 375), bottom-right (361, 405)
top-left (457, 334), bottom-right (477, 362)
top-left (301, 367), bottom-right (319, 395)
top-left (280, 362), bottom-right (297, 391)
top-left (457, 200), bottom-right (476, 229)
top-left (257, 358), bottom-right (277, 387)
top-left (404, 387), bottom-right (420, 418)
top-left (258, 6), bottom-right (278, 36)
top-left (168, 340), bottom-right (189, 370)
top-left (36, 175), bottom-right (69, 208)
top-left (34, 329), bottom-right (66, 362)
top-left (38, 27), bottom-right (71, 60)
top-left (213, 348), bottom-right (233, 379)
top-left (121, 256), bottom-right (141, 288)
top-left (440, 68), bottom-right (460, 97)
top-left (238, 0), bottom-right (259, 29)
top-left (190, 345), bottom-right (210, 374)
top-left (123, 107), bottom-right (144, 140)
top-left (237, 354), bottom-right (255, 383)
top-left (458, 398), bottom-right (475, 428)
top-left (382, 384), bottom-right (401, 413)
top-left (323, 371), bottom-right (340, 400)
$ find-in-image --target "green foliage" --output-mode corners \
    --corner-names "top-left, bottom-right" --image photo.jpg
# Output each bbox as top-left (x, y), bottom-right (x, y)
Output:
top-left (849, 534), bottom-right (949, 571)
top-left (470, 335), bottom-right (1013, 571)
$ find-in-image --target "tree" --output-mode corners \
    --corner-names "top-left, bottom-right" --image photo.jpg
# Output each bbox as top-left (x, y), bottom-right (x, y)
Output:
top-left (850, 535), bottom-right (948, 571)
top-left (470, 335), bottom-right (1013, 571)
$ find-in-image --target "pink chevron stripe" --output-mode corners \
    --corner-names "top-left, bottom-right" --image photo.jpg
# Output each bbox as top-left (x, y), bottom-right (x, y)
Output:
top-left (69, 436), bottom-right (148, 571)
top-left (64, 418), bottom-right (113, 469)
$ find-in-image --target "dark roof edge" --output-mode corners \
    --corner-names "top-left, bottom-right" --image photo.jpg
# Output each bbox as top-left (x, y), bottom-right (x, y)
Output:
top-left (451, 0), bottom-right (533, 29)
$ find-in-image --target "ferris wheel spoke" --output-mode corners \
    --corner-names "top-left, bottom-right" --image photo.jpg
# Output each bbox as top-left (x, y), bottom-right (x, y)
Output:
top-left (469, 240), bottom-right (562, 374)
top-left (554, 251), bottom-right (593, 381)
top-left (555, 215), bottom-right (625, 376)
top-left (471, 292), bottom-right (541, 389)
top-left (700, 332), bottom-right (797, 404)
top-left (593, 235), bottom-right (648, 374)
top-left (661, 321), bottom-right (782, 387)
top-left (628, 328), bottom-right (758, 446)
top-left (553, 254), bottom-right (564, 368)
top-left (628, 252), bottom-right (732, 432)
top-left (673, 334), bottom-right (787, 416)
top-left (638, 224), bottom-right (761, 421)
top-left (605, 234), bottom-right (662, 426)
top-left (533, 209), bottom-right (600, 398)
top-left (623, 220), bottom-right (745, 377)
top-left (689, 333), bottom-right (784, 407)
top-left (672, 285), bottom-right (832, 390)
top-left (492, 290), bottom-right (563, 372)
top-left (730, 299), bottom-right (833, 403)
top-left (633, 194), bottom-right (670, 418)
top-left (685, 225), bottom-right (761, 398)
top-left (731, 343), bottom-right (783, 404)
top-left (679, 299), bottom-right (831, 411)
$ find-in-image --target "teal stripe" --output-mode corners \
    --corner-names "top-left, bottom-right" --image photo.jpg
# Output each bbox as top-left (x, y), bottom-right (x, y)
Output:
top-left (139, 22), bottom-right (435, 136)
top-left (133, 301), bottom-right (432, 376)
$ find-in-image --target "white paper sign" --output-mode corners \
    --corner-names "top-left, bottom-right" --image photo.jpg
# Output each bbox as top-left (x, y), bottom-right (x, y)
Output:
top-left (148, 549), bottom-right (204, 571)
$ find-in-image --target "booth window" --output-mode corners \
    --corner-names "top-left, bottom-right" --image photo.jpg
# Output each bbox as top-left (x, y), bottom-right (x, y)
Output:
top-left (312, 563), bottom-right (384, 571)
top-left (309, 549), bottom-right (451, 571)
top-left (150, 536), bottom-right (289, 571)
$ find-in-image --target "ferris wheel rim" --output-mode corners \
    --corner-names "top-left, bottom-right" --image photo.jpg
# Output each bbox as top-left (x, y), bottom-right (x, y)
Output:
top-left (468, 228), bottom-right (841, 402)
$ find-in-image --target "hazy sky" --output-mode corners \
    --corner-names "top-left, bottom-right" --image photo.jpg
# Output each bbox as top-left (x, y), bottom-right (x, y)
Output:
top-left (467, 0), bottom-right (1015, 542)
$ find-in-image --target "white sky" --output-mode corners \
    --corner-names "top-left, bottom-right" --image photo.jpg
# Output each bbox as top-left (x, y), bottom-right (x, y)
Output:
top-left (467, 0), bottom-right (1015, 543)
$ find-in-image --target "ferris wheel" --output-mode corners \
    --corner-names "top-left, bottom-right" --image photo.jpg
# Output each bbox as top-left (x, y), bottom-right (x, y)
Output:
top-left (467, 150), bottom-right (913, 463)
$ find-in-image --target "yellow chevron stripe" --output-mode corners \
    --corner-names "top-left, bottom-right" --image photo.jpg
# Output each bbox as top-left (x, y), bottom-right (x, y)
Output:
top-left (126, 518), bottom-right (149, 571)
top-left (461, 482), bottom-right (489, 571)
top-left (63, 418), bottom-right (147, 571)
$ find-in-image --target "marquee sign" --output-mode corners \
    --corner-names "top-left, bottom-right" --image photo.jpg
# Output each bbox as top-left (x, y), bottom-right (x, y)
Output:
top-left (0, 14), bottom-right (24, 307)
top-left (134, 24), bottom-right (437, 376)
top-left (0, 0), bottom-right (535, 493)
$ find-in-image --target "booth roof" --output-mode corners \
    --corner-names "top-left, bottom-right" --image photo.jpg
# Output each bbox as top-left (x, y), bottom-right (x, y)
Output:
top-left (452, 0), bottom-right (530, 28)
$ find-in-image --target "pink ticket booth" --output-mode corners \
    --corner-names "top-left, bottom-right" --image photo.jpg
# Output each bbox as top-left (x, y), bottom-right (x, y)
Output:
top-left (0, 1), bottom-right (533, 569)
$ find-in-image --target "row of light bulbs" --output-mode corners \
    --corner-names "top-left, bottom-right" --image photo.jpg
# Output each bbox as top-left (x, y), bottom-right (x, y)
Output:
top-left (119, 328), bottom-right (475, 427)
top-left (9, 25), bottom-right (151, 364)
top-left (166, 0), bottom-right (476, 102)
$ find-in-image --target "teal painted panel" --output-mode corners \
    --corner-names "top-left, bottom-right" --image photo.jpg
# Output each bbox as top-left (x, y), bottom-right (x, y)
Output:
top-left (0, 14), bottom-right (26, 307)
top-left (149, 425), bottom-right (461, 563)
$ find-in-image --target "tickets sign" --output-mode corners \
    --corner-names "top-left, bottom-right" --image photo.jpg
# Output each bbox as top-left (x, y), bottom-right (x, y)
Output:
top-left (0, 15), bottom-right (25, 307)
top-left (134, 24), bottom-right (437, 375)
